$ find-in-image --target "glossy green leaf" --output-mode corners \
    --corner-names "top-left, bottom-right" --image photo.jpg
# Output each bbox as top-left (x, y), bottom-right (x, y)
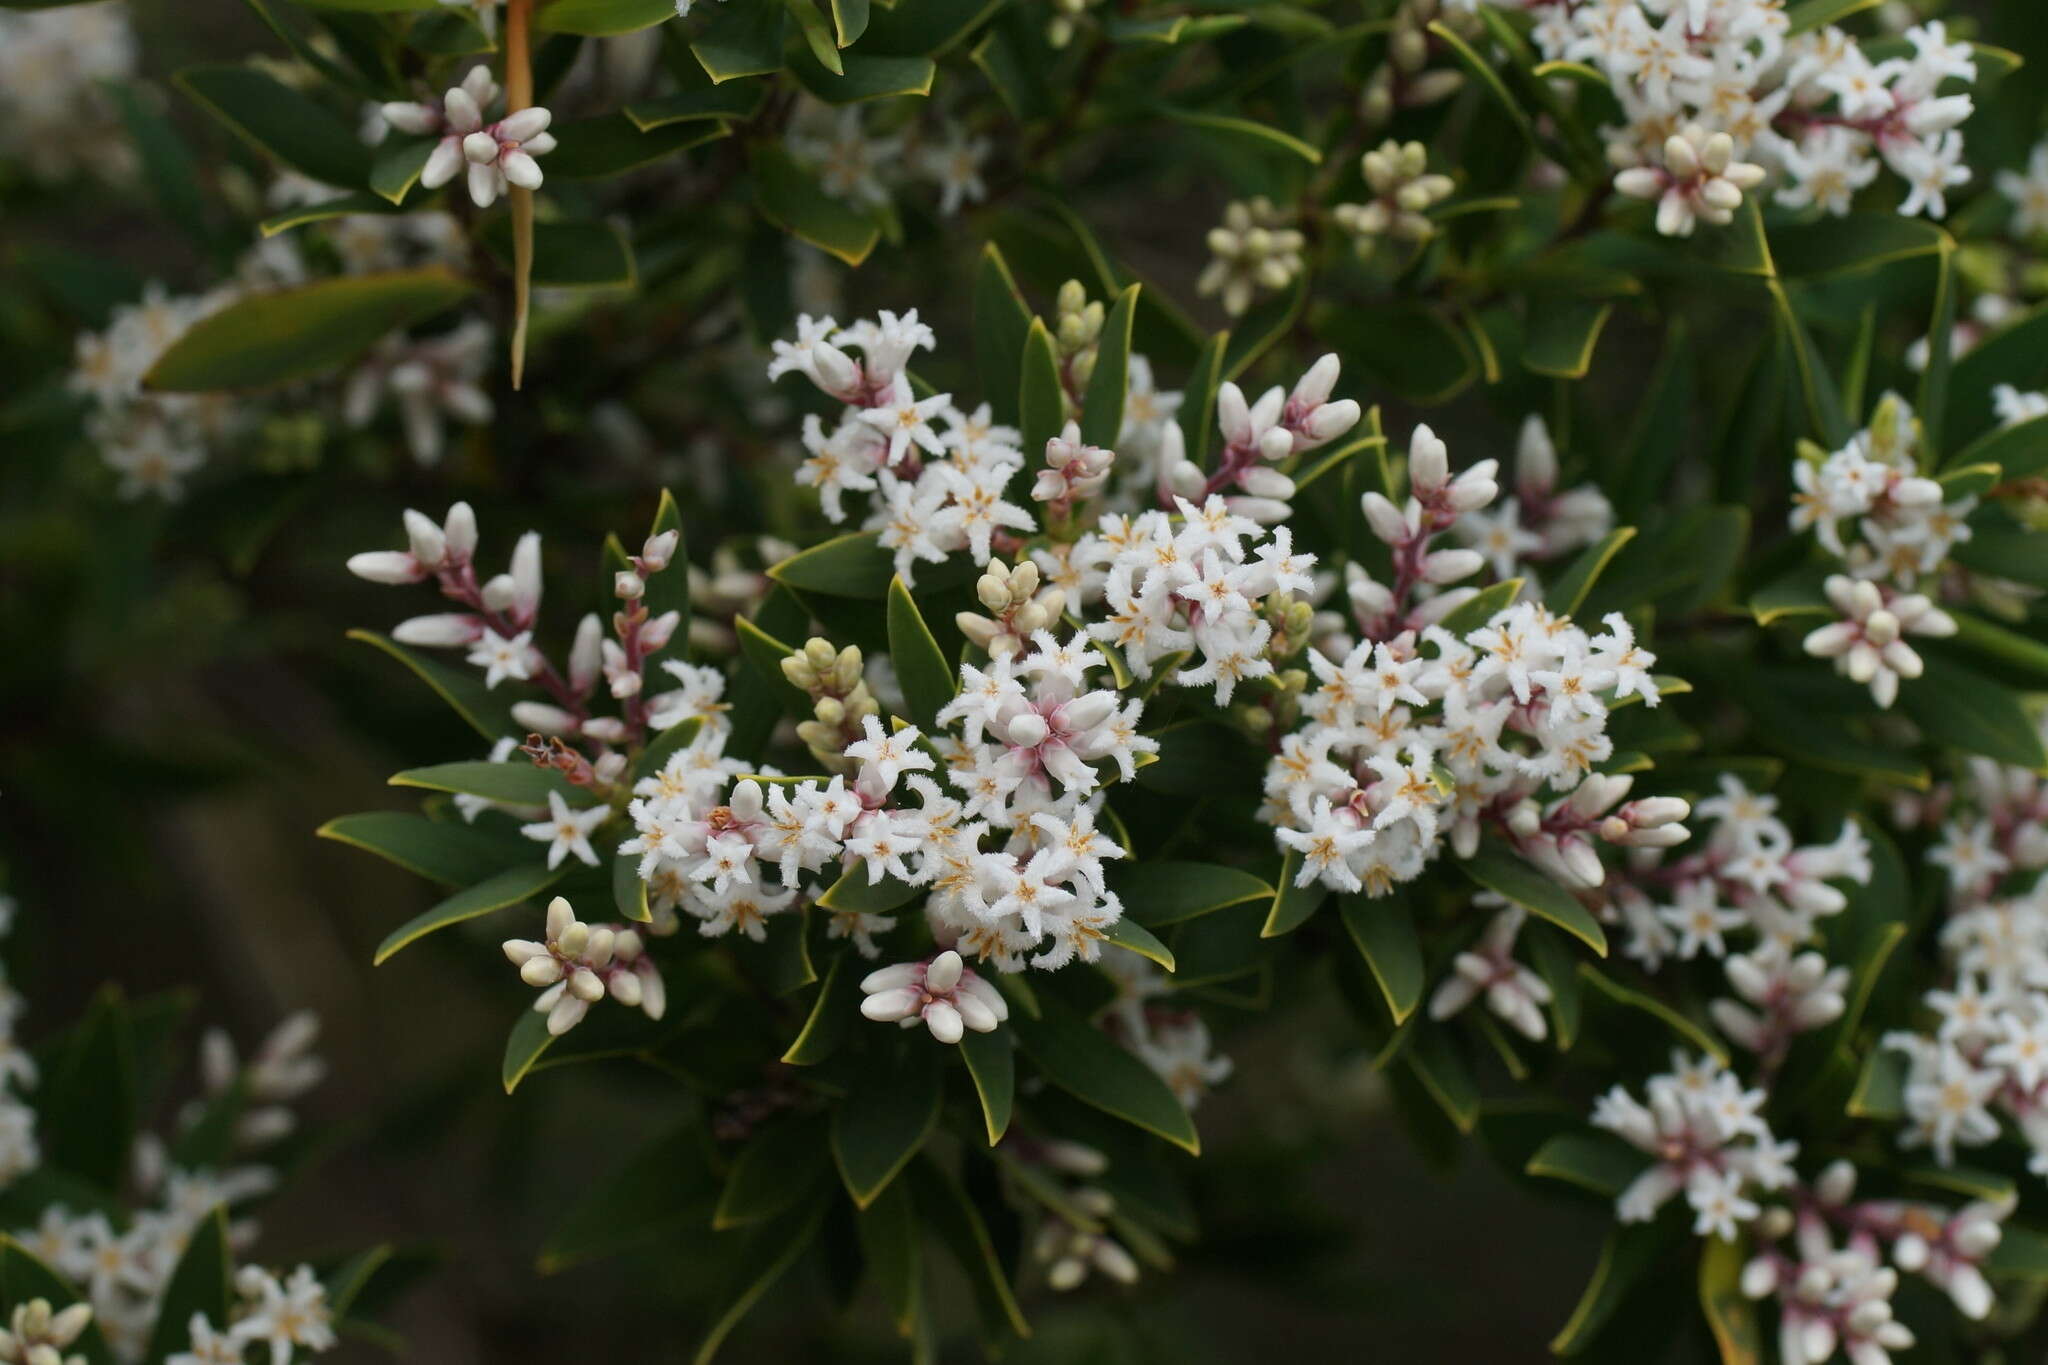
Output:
top-left (1768, 212), bottom-right (1947, 277)
top-left (908, 1159), bottom-right (1030, 1340)
top-left (1459, 845), bottom-right (1607, 955)
top-left (536, 0), bottom-right (676, 35)
top-left (783, 952), bottom-right (863, 1065)
top-left (390, 760), bottom-right (593, 807)
top-left (694, 0), bottom-right (787, 80)
top-left (694, 1206), bottom-right (826, 1365)
top-left (1107, 861), bottom-right (1274, 928)
top-left (1946, 412), bottom-right (2048, 479)
top-left (176, 64), bottom-right (370, 186)
top-left (1546, 528), bottom-right (1636, 616)
top-left (1785, 0), bottom-right (1880, 34)
top-left (1020, 317), bottom-right (1065, 460)
top-left (1952, 612), bottom-right (2048, 684)
top-left (1162, 108), bottom-right (1320, 164)
top-left (368, 136), bottom-right (435, 204)
top-left (1101, 916), bottom-right (1176, 971)
top-left (545, 114), bottom-right (726, 179)
top-left (145, 1207), bottom-right (233, 1363)
top-left (147, 269), bottom-right (473, 391)
top-left (791, 49), bottom-right (937, 102)
top-left (374, 863), bottom-right (564, 965)
top-left (833, 1045), bottom-right (943, 1206)
top-left (1012, 995), bottom-right (1199, 1153)
top-left (316, 811), bottom-right (534, 888)
top-left (769, 531), bottom-right (931, 598)
top-left (1429, 19), bottom-right (1536, 148)
top-left (1403, 1026), bottom-right (1479, 1132)
top-left (717, 1117), bottom-right (832, 1228)
top-left (637, 715), bottom-right (707, 783)
top-left (344, 628), bottom-right (513, 741)
top-left (1436, 578), bottom-right (1525, 635)
top-left (501, 1009), bottom-right (557, 1093)
top-left (1260, 855), bottom-right (1329, 937)
top-left (1524, 297), bottom-right (1614, 379)
top-left (541, 1125), bottom-right (719, 1273)
top-left (787, 0), bottom-right (845, 75)
top-left (959, 1026), bottom-right (1015, 1145)
top-left (38, 989), bottom-right (136, 1193)
top-left (972, 243), bottom-right (1032, 427)
top-left (857, 1178), bottom-right (922, 1335)
top-left (624, 81), bottom-right (766, 129)
top-left (1181, 330), bottom-right (1229, 465)
top-left (1080, 284), bottom-right (1138, 447)
top-left (479, 217), bottom-right (637, 288)
top-left (1581, 964), bottom-right (1728, 1063)
top-left (1987, 1226), bottom-right (2048, 1281)
top-left (1326, 299), bottom-right (1475, 406)
top-left (1525, 1131), bottom-right (1651, 1199)
top-left (1339, 892), bottom-right (1424, 1025)
top-left (1221, 272), bottom-right (1305, 381)
top-left (886, 576), bottom-right (957, 730)
top-left (754, 144), bottom-right (880, 265)
top-left (110, 83), bottom-right (214, 254)
top-left (1900, 655), bottom-right (2048, 769)
top-left (1944, 304), bottom-right (2048, 448)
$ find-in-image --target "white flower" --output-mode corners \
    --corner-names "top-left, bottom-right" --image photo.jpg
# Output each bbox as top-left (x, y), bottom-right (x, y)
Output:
top-left (521, 790), bottom-right (608, 869)
top-left (460, 104), bottom-right (555, 207)
top-left (231, 1265), bottom-right (336, 1365)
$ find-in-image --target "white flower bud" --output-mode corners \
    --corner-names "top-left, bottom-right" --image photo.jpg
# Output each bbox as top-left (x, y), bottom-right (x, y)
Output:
top-left (347, 550), bottom-right (425, 585)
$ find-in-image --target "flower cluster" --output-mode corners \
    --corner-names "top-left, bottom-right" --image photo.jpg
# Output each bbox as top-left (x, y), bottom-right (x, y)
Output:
top-left (10, 993), bottom-right (333, 1364)
top-left (1452, 414), bottom-right (1614, 589)
top-left (1787, 394), bottom-right (1964, 705)
top-left (1595, 1051), bottom-right (1796, 1238)
top-left (0, 898), bottom-right (35, 1192)
top-left (503, 896), bottom-right (669, 1035)
top-left (1102, 948), bottom-right (1234, 1110)
top-left (1198, 197), bottom-right (1306, 317)
top-left (379, 65), bottom-right (554, 208)
top-left (1477, 1), bottom-right (1978, 230)
top-left (1885, 731), bottom-right (2048, 1174)
top-left (69, 284), bottom-right (237, 501)
top-left (785, 101), bottom-right (990, 218)
top-left (0, 4), bottom-right (136, 183)
top-left (1263, 426), bottom-right (1682, 905)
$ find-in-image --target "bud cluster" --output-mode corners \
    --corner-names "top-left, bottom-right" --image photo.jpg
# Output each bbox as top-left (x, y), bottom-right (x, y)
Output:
top-left (1332, 139), bottom-right (1457, 257)
top-left (1198, 197), bottom-right (1306, 319)
top-left (781, 637), bottom-right (882, 771)
top-left (958, 558), bottom-right (1068, 660)
top-left (502, 896), bottom-right (667, 1036)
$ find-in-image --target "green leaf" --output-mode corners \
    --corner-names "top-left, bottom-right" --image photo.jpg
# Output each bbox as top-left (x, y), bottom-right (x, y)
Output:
top-left (38, 988), bottom-right (136, 1193)
top-left (501, 1009), bottom-right (557, 1093)
top-left (0, 1240), bottom-right (112, 1365)
top-left (1221, 272), bottom-right (1306, 380)
top-left (1945, 305), bottom-right (2048, 448)
top-left (1551, 1223), bottom-right (1678, 1355)
top-left (1107, 861), bottom-right (1274, 928)
top-left (1900, 655), bottom-right (2048, 769)
top-left (769, 530), bottom-right (932, 598)
top-left (959, 1026), bottom-right (1015, 1145)
top-left (860, 0), bottom-right (1007, 56)
top-left (885, 576), bottom-right (957, 730)
top-left (1986, 1226), bottom-right (2048, 1280)
top-left (1946, 412), bottom-right (2048, 479)
top-left (344, 628), bottom-right (513, 741)
top-left (1101, 916), bottom-right (1176, 971)
top-left (257, 191), bottom-right (397, 240)
top-left (1161, 108), bottom-right (1320, 164)
top-left (1080, 285), bottom-right (1138, 448)
top-left (1436, 578), bottom-right (1524, 634)
top-left (544, 114), bottom-right (726, 179)
top-left (479, 217), bottom-right (637, 288)
top-left (790, 49), bottom-right (937, 103)
top-left (637, 715), bottom-right (707, 783)
top-left (146, 269), bottom-right (474, 391)
top-left (369, 135), bottom-right (435, 204)
top-left (857, 1177), bottom-right (921, 1335)
top-left (176, 64), bottom-right (370, 186)
top-left (693, 1207), bottom-right (826, 1365)
top-left (1020, 317), bottom-right (1065, 459)
top-left (536, 0), bottom-right (676, 34)
top-left (716, 1117), bottom-right (832, 1228)
top-left (1525, 1131), bottom-right (1651, 1199)
top-left (787, 0), bottom-right (845, 75)
top-left (753, 143), bottom-right (880, 265)
top-left (1403, 1026), bottom-right (1479, 1132)
top-left (908, 1159), bottom-right (1030, 1340)
top-left (1180, 330), bottom-right (1229, 465)
top-left (783, 952), bottom-right (863, 1065)
top-left (1260, 854), bottom-right (1329, 937)
top-left (1849, 1046), bottom-right (1907, 1119)
top-left (316, 811), bottom-right (535, 887)
top-left (1429, 19), bottom-right (1536, 148)
top-left (972, 243), bottom-right (1033, 427)
top-left (1546, 528), bottom-right (1636, 617)
top-left (829, 0), bottom-right (869, 46)
top-left (541, 1125), bottom-right (720, 1273)
top-left (145, 1207), bottom-right (234, 1363)
top-left (624, 81), bottom-right (766, 129)
top-left (1785, 0), bottom-right (1880, 35)
top-left (832, 1044), bottom-right (943, 1206)
top-left (1339, 892), bottom-right (1424, 1025)
top-left (612, 850), bottom-right (652, 924)
top-left (1767, 212), bottom-right (1947, 277)
top-left (1581, 964), bottom-right (1728, 1063)
top-left (1524, 297), bottom-right (1614, 380)
top-left (374, 863), bottom-right (565, 965)
top-left (390, 760), bottom-right (593, 807)
top-left (1459, 845), bottom-right (1607, 956)
top-left (694, 0), bottom-right (788, 80)
top-left (1326, 299), bottom-right (1476, 406)
top-left (1952, 612), bottom-right (2048, 684)
top-left (1012, 994), bottom-right (1200, 1153)
top-left (110, 83), bottom-right (214, 255)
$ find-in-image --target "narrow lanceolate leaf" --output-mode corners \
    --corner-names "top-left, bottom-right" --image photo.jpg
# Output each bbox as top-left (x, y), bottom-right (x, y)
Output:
top-left (1011, 995), bottom-right (1199, 1153)
top-left (370, 136), bottom-right (436, 204)
top-left (972, 243), bottom-right (1033, 427)
top-left (909, 1159), bottom-right (1031, 1340)
top-left (959, 1026), bottom-right (1015, 1145)
top-left (1525, 1131), bottom-right (1651, 1199)
top-left (612, 850), bottom-right (652, 924)
top-left (832, 1045), bottom-right (943, 1207)
top-left (345, 628), bottom-right (513, 741)
top-left (693, 1207), bottom-right (827, 1365)
top-left (1080, 284), bottom-right (1138, 448)
top-left (754, 143), bottom-right (881, 266)
top-left (145, 1207), bottom-right (233, 1364)
top-left (1546, 527), bottom-right (1635, 616)
top-left (1261, 854), bottom-right (1329, 937)
top-left (1106, 861), bottom-right (1274, 927)
top-left (716, 1117), bottom-right (832, 1228)
top-left (783, 952), bottom-right (862, 1065)
top-left (534, 0), bottom-right (676, 35)
top-left (1100, 916), bottom-right (1176, 971)
top-left (1459, 844), bottom-right (1607, 955)
top-left (316, 812), bottom-right (535, 888)
top-left (374, 863), bottom-right (566, 965)
top-left (1339, 892), bottom-right (1424, 1024)
top-left (1524, 297), bottom-right (1614, 380)
top-left (502, 1008), bottom-right (557, 1093)
top-left (146, 269), bottom-right (475, 391)
top-left (886, 576), bottom-right (957, 730)
top-left (693, 0), bottom-right (788, 81)
top-left (1551, 1222), bottom-right (1678, 1355)
top-left (390, 760), bottom-right (595, 807)
top-left (857, 1179), bottom-right (921, 1336)
top-left (1160, 108), bottom-right (1321, 164)
top-left (175, 65), bottom-right (371, 186)
top-left (1901, 657), bottom-right (2048, 770)
top-left (1019, 317), bottom-right (1065, 458)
